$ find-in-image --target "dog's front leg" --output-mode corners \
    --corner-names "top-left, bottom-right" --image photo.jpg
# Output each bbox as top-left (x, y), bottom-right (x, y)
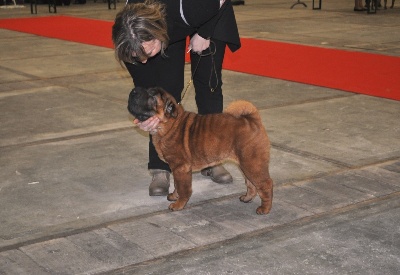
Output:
top-left (167, 187), bottom-right (179, 201)
top-left (168, 167), bottom-right (192, 211)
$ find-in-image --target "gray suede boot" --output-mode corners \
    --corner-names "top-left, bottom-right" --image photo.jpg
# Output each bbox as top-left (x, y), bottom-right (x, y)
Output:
top-left (149, 169), bottom-right (170, 196)
top-left (201, 165), bottom-right (233, 184)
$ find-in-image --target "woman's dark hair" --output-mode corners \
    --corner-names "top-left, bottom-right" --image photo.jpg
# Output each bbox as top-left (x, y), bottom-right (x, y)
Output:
top-left (112, 0), bottom-right (169, 65)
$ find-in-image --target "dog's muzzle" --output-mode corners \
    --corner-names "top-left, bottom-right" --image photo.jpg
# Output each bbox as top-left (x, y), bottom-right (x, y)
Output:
top-left (127, 87), bottom-right (155, 122)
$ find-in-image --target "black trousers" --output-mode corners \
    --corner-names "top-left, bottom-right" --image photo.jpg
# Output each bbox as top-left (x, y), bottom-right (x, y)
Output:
top-left (125, 38), bottom-right (227, 171)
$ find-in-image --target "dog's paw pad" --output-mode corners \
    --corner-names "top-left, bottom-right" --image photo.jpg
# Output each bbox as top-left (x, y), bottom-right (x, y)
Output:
top-left (239, 195), bottom-right (254, 203)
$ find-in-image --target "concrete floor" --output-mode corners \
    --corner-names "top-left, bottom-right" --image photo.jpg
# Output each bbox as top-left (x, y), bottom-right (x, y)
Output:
top-left (0, 0), bottom-right (399, 274)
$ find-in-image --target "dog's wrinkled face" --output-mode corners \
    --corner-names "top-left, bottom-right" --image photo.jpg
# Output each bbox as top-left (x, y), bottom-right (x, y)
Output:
top-left (127, 87), bottom-right (177, 122)
top-left (127, 87), bottom-right (158, 122)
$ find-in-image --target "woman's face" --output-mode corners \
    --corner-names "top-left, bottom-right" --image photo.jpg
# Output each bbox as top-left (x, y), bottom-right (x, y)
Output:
top-left (133, 39), bottom-right (162, 63)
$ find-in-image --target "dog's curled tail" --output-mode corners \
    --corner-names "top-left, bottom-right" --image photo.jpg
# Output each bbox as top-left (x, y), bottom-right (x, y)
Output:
top-left (224, 100), bottom-right (260, 120)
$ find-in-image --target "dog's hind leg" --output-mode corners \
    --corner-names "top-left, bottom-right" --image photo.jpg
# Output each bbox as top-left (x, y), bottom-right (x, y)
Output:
top-left (255, 178), bottom-right (273, 215)
top-left (240, 177), bottom-right (258, 203)
top-left (240, 161), bottom-right (273, 215)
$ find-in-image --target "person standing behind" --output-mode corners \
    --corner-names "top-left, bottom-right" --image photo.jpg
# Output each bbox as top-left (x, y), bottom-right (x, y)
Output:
top-left (112, 0), bottom-right (241, 196)
top-left (354, 0), bottom-right (366, 10)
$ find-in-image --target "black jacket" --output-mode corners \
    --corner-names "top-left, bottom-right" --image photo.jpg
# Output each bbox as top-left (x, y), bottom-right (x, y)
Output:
top-left (126, 0), bottom-right (241, 52)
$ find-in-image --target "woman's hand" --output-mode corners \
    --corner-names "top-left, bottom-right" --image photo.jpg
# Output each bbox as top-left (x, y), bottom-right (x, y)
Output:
top-left (134, 116), bottom-right (160, 134)
top-left (189, 33), bottom-right (210, 54)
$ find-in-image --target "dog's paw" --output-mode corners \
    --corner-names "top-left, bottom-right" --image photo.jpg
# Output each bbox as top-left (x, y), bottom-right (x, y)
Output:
top-left (168, 202), bottom-right (185, 211)
top-left (167, 193), bottom-right (178, 201)
top-left (239, 194), bottom-right (254, 203)
top-left (256, 206), bottom-right (271, 215)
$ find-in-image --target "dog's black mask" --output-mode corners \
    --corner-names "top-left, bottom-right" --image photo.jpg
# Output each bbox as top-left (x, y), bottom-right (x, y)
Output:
top-left (127, 87), bottom-right (158, 122)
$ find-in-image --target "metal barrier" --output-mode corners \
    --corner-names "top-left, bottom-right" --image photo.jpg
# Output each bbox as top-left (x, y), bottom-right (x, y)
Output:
top-left (313, 0), bottom-right (321, 10)
top-left (30, 0), bottom-right (57, 14)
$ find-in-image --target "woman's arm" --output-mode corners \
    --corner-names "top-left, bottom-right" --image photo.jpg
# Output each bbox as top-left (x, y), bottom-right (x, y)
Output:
top-left (195, 0), bottom-right (228, 40)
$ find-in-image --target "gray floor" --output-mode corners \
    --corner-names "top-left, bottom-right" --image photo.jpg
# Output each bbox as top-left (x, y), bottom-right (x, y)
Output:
top-left (0, 1), bottom-right (399, 274)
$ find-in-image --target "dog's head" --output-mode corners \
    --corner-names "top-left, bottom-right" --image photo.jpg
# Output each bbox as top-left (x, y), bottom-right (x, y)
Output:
top-left (127, 87), bottom-right (179, 122)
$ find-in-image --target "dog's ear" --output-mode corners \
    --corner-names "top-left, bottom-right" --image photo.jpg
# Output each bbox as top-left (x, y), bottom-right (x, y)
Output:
top-left (148, 87), bottom-right (163, 97)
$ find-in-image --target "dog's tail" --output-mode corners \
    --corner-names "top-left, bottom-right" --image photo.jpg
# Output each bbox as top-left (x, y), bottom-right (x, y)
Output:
top-left (224, 100), bottom-right (261, 121)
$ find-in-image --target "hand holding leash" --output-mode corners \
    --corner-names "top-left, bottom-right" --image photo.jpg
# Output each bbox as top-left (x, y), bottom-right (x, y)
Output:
top-left (189, 33), bottom-right (210, 54)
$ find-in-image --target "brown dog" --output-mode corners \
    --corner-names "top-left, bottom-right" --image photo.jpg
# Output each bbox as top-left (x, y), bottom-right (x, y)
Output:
top-left (128, 87), bottom-right (273, 215)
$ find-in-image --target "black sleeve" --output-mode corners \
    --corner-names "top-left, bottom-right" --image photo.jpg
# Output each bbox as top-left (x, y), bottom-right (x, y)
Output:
top-left (181, 0), bottom-right (221, 38)
top-left (197, 1), bottom-right (228, 39)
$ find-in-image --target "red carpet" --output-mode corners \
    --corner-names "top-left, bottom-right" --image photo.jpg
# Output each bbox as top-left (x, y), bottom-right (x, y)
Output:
top-left (1, 15), bottom-right (399, 101)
